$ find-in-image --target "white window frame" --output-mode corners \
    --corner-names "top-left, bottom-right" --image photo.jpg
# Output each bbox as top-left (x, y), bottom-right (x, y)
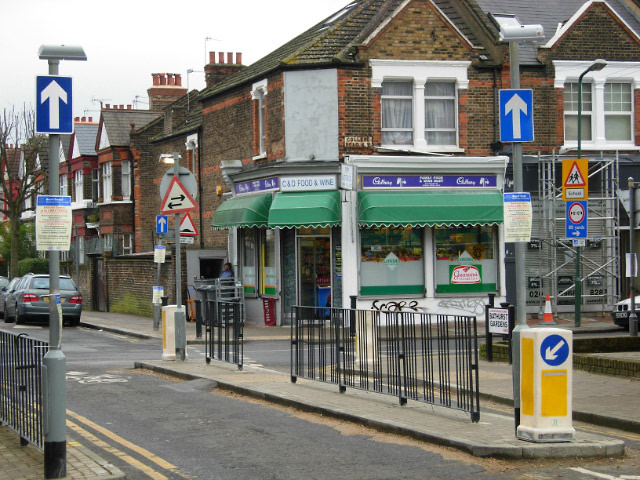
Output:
top-left (251, 79), bottom-right (268, 159)
top-left (74, 170), bottom-right (84, 203)
top-left (371, 60), bottom-right (470, 153)
top-left (121, 160), bottom-right (131, 200)
top-left (59, 174), bottom-right (67, 196)
top-left (102, 162), bottom-right (112, 202)
top-left (554, 60), bottom-right (640, 151)
top-left (122, 233), bottom-right (133, 255)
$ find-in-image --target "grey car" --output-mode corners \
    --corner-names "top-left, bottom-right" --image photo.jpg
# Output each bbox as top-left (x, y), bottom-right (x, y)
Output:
top-left (0, 277), bottom-right (21, 321)
top-left (5, 274), bottom-right (82, 326)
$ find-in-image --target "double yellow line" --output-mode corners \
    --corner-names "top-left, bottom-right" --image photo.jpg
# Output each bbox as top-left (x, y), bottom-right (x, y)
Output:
top-left (67, 410), bottom-right (192, 480)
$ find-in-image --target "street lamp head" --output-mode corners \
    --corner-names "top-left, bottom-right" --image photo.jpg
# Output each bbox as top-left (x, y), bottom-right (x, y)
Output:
top-left (490, 13), bottom-right (544, 42)
top-left (159, 153), bottom-right (182, 164)
top-left (38, 45), bottom-right (87, 61)
top-left (585, 59), bottom-right (607, 74)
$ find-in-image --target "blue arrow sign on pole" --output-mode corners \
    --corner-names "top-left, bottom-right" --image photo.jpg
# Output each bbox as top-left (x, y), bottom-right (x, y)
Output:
top-left (499, 89), bottom-right (534, 142)
top-left (540, 334), bottom-right (570, 367)
top-left (36, 76), bottom-right (73, 134)
top-left (156, 215), bottom-right (168, 234)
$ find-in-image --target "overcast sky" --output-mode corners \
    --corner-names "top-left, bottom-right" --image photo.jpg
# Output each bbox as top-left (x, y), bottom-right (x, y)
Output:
top-left (0, 0), bottom-right (350, 124)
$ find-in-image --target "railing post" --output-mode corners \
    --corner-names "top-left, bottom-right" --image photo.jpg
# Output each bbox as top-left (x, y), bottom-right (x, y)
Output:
top-left (290, 306), bottom-right (298, 383)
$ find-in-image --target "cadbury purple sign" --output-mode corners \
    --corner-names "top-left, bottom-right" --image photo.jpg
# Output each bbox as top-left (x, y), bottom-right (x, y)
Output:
top-left (235, 176), bottom-right (279, 195)
top-left (362, 175), bottom-right (497, 189)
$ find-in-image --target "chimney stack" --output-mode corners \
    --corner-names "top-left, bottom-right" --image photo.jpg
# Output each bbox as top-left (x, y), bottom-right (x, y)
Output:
top-left (205, 51), bottom-right (246, 88)
top-left (147, 72), bottom-right (188, 110)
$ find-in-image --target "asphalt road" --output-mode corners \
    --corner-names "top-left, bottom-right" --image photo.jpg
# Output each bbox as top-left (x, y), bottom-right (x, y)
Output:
top-left (2, 324), bottom-right (639, 479)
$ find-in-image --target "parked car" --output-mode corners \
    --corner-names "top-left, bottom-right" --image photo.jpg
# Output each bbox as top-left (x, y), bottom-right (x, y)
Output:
top-left (5, 274), bottom-right (82, 326)
top-left (0, 276), bottom-right (9, 289)
top-left (612, 295), bottom-right (640, 330)
top-left (0, 277), bottom-right (21, 322)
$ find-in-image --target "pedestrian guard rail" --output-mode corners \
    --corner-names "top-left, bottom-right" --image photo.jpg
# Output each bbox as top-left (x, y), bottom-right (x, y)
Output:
top-left (0, 331), bottom-right (48, 449)
top-left (203, 279), bottom-right (244, 370)
top-left (290, 306), bottom-right (480, 422)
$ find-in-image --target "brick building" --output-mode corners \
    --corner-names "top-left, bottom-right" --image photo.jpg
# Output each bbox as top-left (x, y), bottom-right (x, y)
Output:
top-left (199, 0), bottom-right (640, 324)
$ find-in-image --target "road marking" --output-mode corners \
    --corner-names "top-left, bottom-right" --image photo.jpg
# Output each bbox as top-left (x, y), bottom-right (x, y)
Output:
top-left (67, 410), bottom-right (191, 479)
top-left (570, 467), bottom-right (640, 479)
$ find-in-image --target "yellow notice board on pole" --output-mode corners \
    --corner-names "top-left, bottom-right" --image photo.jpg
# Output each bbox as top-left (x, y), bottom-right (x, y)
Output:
top-left (562, 158), bottom-right (588, 201)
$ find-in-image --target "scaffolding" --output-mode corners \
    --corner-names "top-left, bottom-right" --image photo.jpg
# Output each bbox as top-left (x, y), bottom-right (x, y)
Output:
top-left (530, 152), bottom-right (620, 315)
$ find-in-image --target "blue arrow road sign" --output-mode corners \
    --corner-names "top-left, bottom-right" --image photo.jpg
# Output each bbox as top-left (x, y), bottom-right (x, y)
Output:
top-left (565, 201), bottom-right (587, 239)
top-left (499, 89), bottom-right (534, 142)
top-left (36, 76), bottom-right (73, 134)
top-left (540, 334), bottom-right (570, 367)
top-left (156, 215), bottom-right (168, 234)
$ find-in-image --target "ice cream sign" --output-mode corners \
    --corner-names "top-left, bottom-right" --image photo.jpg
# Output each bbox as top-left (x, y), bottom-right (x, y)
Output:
top-left (450, 265), bottom-right (482, 284)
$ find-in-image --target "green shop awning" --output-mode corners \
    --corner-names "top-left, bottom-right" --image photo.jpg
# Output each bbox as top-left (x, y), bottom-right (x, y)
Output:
top-left (211, 193), bottom-right (272, 229)
top-left (358, 190), bottom-right (504, 227)
top-left (268, 191), bottom-right (341, 229)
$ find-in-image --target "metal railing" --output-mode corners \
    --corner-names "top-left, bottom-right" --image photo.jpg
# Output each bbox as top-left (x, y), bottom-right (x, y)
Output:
top-left (0, 331), bottom-right (48, 449)
top-left (291, 306), bottom-right (480, 422)
top-left (205, 299), bottom-right (243, 370)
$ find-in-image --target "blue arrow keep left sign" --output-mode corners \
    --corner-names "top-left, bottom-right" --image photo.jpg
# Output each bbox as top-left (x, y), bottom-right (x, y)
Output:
top-left (499, 89), bottom-right (534, 143)
top-left (36, 75), bottom-right (73, 134)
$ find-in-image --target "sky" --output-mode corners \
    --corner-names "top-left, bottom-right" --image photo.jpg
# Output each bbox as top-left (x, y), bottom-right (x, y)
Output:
top-left (0, 0), bottom-right (350, 125)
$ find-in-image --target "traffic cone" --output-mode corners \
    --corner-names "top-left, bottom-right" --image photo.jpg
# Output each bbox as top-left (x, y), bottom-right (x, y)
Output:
top-left (540, 293), bottom-right (556, 325)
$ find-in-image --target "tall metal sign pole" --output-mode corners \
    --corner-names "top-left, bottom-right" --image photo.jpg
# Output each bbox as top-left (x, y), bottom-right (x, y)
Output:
top-left (172, 152), bottom-right (186, 360)
top-left (37, 44), bottom-right (86, 479)
top-left (491, 13), bottom-right (543, 434)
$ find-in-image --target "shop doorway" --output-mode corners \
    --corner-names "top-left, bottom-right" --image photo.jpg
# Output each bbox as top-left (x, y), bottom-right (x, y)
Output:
top-left (297, 233), bottom-right (331, 309)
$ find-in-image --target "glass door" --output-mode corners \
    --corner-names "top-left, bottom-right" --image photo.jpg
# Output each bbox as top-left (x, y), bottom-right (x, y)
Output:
top-left (297, 234), bottom-right (331, 309)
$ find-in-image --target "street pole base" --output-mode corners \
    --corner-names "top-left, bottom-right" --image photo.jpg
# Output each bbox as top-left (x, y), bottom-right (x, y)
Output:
top-left (44, 440), bottom-right (66, 479)
top-left (517, 426), bottom-right (575, 443)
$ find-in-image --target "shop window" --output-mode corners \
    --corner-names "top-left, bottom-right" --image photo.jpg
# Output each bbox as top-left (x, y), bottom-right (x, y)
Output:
top-left (359, 226), bottom-right (424, 296)
top-left (261, 229), bottom-right (276, 296)
top-left (242, 230), bottom-right (257, 294)
top-left (434, 226), bottom-right (497, 294)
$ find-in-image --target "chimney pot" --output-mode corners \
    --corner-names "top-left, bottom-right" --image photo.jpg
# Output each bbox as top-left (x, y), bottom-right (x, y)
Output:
top-left (105, 104), bottom-right (110, 109)
top-left (89, 117), bottom-right (93, 122)
top-left (159, 73), bottom-right (167, 85)
top-left (175, 74), bottom-right (182, 86)
top-left (218, 52), bottom-right (224, 63)
top-left (81, 117), bottom-right (86, 122)
top-left (168, 74), bottom-right (175, 86)
top-left (209, 51), bottom-right (216, 64)
top-left (75, 117), bottom-right (79, 122)
top-left (227, 52), bottom-right (233, 64)
top-left (127, 105), bottom-right (132, 110)
top-left (152, 74), bottom-right (159, 86)
top-left (236, 52), bottom-right (242, 64)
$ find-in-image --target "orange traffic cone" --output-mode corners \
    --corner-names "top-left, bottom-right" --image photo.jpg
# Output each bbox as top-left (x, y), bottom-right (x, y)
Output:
top-left (540, 293), bottom-right (556, 325)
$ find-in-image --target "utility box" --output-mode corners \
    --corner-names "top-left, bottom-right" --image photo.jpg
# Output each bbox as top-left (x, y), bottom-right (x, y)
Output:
top-left (162, 305), bottom-right (187, 361)
top-left (517, 328), bottom-right (575, 443)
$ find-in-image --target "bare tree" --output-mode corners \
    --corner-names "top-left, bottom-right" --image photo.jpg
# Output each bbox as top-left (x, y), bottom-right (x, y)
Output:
top-left (0, 107), bottom-right (47, 276)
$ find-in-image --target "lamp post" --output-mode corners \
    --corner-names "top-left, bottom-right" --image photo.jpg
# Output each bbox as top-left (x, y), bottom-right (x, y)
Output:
top-left (38, 44), bottom-right (86, 479)
top-left (628, 177), bottom-right (639, 337)
top-left (491, 13), bottom-right (543, 434)
top-left (575, 59), bottom-right (607, 327)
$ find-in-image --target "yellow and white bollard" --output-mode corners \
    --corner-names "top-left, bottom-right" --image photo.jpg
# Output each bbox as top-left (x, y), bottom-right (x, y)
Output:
top-left (517, 328), bottom-right (575, 442)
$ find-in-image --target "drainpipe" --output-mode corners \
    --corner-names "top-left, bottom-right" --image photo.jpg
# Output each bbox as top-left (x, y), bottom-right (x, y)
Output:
top-left (493, 67), bottom-right (500, 155)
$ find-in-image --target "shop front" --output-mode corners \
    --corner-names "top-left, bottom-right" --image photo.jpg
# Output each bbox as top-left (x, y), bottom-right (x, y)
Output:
top-left (340, 155), bottom-right (509, 320)
top-left (211, 173), bottom-right (342, 325)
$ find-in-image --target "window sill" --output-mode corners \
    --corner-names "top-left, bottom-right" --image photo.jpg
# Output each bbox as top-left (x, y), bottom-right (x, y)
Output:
top-left (561, 143), bottom-right (640, 153)
top-left (97, 200), bottom-right (133, 207)
top-left (252, 152), bottom-right (267, 161)
top-left (378, 145), bottom-right (464, 155)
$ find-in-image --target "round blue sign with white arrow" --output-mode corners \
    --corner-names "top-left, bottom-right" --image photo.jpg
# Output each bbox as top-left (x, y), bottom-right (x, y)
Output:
top-left (540, 334), bottom-right (570, 366)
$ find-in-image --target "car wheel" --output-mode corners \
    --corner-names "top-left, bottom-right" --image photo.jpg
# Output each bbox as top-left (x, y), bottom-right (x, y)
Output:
top-left (15, 313), bottom-right (25, 325)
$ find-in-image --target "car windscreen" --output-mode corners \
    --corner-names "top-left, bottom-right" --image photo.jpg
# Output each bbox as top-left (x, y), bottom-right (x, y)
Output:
top-left (30, 278), bottom-right (77, 290)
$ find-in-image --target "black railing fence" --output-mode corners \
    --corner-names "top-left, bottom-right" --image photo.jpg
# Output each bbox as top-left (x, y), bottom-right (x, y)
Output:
top-left (291, 306), bottom-right (480, 422)
top-left (0, 331), bottom-right (48, 449)
top-left (205, 299), bottom-right (243, 370)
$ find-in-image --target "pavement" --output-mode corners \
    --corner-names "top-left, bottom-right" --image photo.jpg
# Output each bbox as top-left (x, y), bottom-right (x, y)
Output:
top-left (1, 310), bottom-right (638, 478)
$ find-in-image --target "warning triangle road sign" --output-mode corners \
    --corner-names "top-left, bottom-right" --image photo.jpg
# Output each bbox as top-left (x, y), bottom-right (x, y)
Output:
top-left (160, 177), bottom-right (198, 214)
top-left (179, 213), bottom-right (198, 237)
top-left (564, 161), bottom-right (586, 187)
